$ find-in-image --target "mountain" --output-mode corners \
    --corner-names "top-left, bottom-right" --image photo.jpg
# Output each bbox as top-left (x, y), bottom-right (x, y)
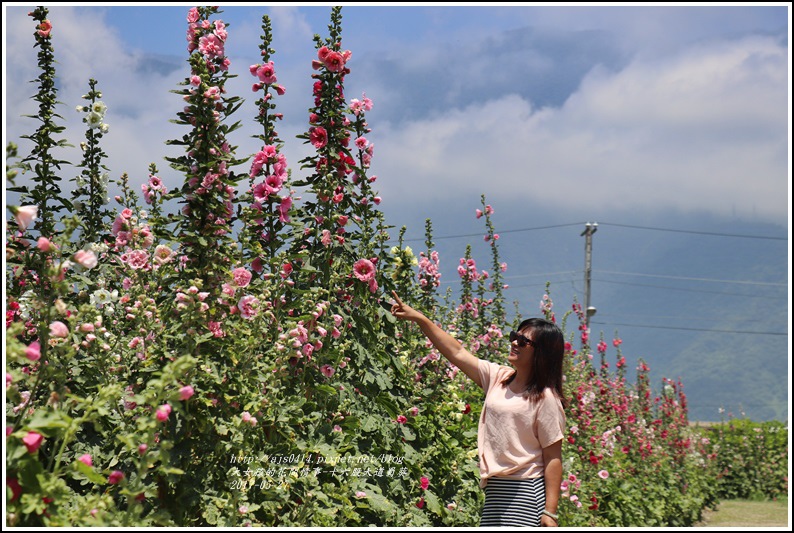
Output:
top-left (384, 198), bottom-right (789, 422)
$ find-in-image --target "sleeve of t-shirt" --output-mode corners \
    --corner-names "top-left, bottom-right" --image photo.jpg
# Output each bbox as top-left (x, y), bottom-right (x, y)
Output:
top-left (535, 389), bottom-right (566, 448)
top-left (477, 359), bottom-right (504, 394)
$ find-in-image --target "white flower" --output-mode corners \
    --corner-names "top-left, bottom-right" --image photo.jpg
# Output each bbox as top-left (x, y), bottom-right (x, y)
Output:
top-left (91, 288), bottom-right (116, 308)
top-left (91, 101), bottom-right (107, 115)
top-left (85, 111), bottom-right (103, 129)
top-left (100, 123), bottom-right (110, 134)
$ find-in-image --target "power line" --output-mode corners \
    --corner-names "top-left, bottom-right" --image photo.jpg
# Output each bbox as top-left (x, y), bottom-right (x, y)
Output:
top-left (391, 220), bottom-right (786, 243)
top-left (598, 222), bottom-right (787, 241)
top-left (595, 270), bottom-right (786, 287)
top-left (593, 278), bottom-right (788, 299)
top-left (395, 222), bottom-right (586, 242)
top-left (589, 320), bottom-right (787, 336)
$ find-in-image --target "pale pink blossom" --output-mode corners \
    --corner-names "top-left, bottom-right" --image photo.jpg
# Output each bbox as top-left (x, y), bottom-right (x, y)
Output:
top-left (12, 205), bottom-right (38, 232)
top-left (78, 454), bottom-right (93, 467)
top-left (232, 267), bottom-right (252, 288)
top-left (74, 249), bottom-right (98, 269)
top-left (355, 491), bottom-right (367, 498)
top-left (237, 295), bottom-right (260, 320)
top-left (37, 19), bottom-right (52, 38)
top-left (49, 321), bottom-right (69, 338)
top-left (26, 341), bottom-right (41, 362)
top-left (598, 470), bottom-right (610, 479)
top-left (320, 364), bottom-right (335, 378)
top-left (37, 237), bottom-right (53, 251)
top-left (179, 386), bottom-right (195, 401)
top-left (125, 250), bottom-right (150, 270)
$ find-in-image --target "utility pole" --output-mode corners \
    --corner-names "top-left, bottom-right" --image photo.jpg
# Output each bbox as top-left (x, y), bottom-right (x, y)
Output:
top-left (580, 222), bottom-right (598, 331)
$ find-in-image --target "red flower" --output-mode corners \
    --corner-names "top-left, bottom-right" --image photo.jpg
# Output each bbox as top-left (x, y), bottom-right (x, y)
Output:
top-left (416, 497), bottom-right (425, 509)
top-left (7, 478), bottom-right (22, 502)
top-left (309, 127), bottom-right (328, 149)
top-left (420, 476), bottom-right (429, 490)
top-left (108, 470), bottom-right (125, 485)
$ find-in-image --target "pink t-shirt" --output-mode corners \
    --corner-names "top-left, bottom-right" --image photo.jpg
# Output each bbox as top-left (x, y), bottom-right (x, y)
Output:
top-left (476, 358), bottom-right (565, 488)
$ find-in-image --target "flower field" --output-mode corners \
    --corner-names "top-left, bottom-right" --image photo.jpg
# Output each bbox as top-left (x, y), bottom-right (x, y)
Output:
top-left (6, 6), bottom-right (784, 527)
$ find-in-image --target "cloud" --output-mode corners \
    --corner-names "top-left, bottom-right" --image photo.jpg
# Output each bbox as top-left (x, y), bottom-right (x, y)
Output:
top-left (371, 34), bottom-right (789, 224)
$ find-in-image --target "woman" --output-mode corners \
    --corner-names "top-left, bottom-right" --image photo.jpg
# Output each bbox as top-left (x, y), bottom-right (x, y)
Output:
top-left (390, 291), bottom-right (565, 527)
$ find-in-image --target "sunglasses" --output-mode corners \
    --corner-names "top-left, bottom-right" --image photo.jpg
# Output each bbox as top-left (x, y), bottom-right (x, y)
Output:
top-left (509, 331), bottom-right (536, 348)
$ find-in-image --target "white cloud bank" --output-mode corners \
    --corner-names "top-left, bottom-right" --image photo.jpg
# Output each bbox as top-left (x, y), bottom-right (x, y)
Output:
top-left (5, 6), bottom-right (789, 227)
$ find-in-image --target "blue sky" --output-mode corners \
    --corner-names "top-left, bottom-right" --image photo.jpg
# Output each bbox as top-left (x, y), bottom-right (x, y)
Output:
top-left (4, 3), bottom-right (790, 228)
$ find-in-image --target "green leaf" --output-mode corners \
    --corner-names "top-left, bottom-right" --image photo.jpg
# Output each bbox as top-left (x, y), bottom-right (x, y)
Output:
top-left (73, 460), bottom-right (107, 485)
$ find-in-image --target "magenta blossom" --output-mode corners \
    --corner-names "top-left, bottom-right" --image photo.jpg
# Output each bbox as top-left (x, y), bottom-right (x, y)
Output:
top-left (108, 470), bottom-right (125, 485)
top-left (78, 454), bottom-right (93, 467)
top-left (309, 126), bottom-right (328, 149)
top-left (179, 385), bottom-right (195, 401)
top-left (22, 431), bottom-right (44, 453)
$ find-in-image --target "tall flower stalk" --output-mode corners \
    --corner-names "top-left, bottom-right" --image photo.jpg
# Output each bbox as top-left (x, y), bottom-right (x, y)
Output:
top-left (72, 78), bottom-right (113, 248)
top-left (166, 6), bottom-right (245, 296)
top-left (13, 7), bottom-right (70, 240)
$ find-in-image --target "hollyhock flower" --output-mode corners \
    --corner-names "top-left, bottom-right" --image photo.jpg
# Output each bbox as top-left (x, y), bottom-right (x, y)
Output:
top-left (78, 454), bottom-right (93, 467)
top-left (320, 364), bottom-right (335, 378)
top-left (25, 341), bottom-right (41, 362)
top-left (11, 205), bottom-right (38, 232)
top-left (108, 470), bottom-right (124, 485)
top-left (125, 250), bottom-right (150, 270)
top-left (396, 415), bottom-right (408, 424)
top-left (598, 469), bottom-right (609, 479)
top-left (420, 476), bottom-right (430, 490)
top-left (186, 6), bottom-right (200, 23)
top-left (238, 295), bottom-right (260, 320)
top-left (332, 425), bottom-right (343, 432)
top-left (475, 209), bottom-right (483, 219)
top-left (49, 321), bottom-right (69, 338)
top-left (309, 127), bottom-right (328, 149)
top-left (74, 250), bottom-right (98, 269)
top-left (416, 497), bottom-right (425, 509)
top-left (156, 404), bottom-right (172, 422)
top-left (7, 477), bottom-right (22, 502)
top-left (22, 431), bottom-right (44, 453)
top-left (37, 19), bottom-right (52, 38)
top-left (353, 259), bottom-right (376, 282)
top-left (179, 385), bottom-right (195, 401)
top-left (232, 267), bottom-right (252, 288)
top-left (238, 506), bottom-right (248, 514)
top-left (256, 62), bottom-right (277, 84)
top-left (279, 196), bottom-right (292, 223)
top-left (36, 237), bottom-right (53, 251)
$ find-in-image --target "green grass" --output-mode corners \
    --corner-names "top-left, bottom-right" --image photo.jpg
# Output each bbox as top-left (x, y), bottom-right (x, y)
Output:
top-left (695, 498), bottom-right (790, 527)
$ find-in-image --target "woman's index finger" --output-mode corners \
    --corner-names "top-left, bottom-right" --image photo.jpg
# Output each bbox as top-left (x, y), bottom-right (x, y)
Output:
top-left (391, 290), bottom-right (404, 306)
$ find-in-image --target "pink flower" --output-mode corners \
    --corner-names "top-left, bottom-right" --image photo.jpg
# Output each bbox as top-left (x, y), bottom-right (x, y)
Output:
top-left (11, 205), bottom-right (38, 232)
top-left (409, 406), bottom-right (419, 416)
top-left (353, 259), bottom-right (376, 282)
top-left (186, 7), bottom-right (200, 23)
top-left (156, 404), bottom-right (172, 422)
top-left (232, 267), bottom-right (252, 288)
top-left (37, 19), bottom-right (52, 38)
top-left (333, 425), bottom-right (343, 432)
top-left (78, 454), bottom-right (93, 467)
top-left (320, 364), bottom-right (335, 378)
top-left (279, 196), bottom-right (292, 223)
top-left (49, 321), bottom-right (69, 338)
top-left (74, 250), bottom-right (98, 269)
top-left (108, 470), bottom-right (125, 485)
top-left (396, 415), bottom-right (408, 424)
top-left (475, 209), bottom-right (483, 219)
top-left (237, 295), bottom-right (260, 320)
top-left (22, 431), bottom-right (44, 453)
top-left (25, 341), bottom-right (41, 362)
top-left (125, 250), bottom-right (150, 270)
top-left (309, 127), bottom-right (328, 149)
top-left (179, 385), bottom-right (195, 401)
top-left (138, 444), bottom-right (148, 455)
top-left (238, 506), bottom-right (248, 514)
top-left (255, 61), bottom-right (277, 84)
top-left (355, 491), bottom-right (367, 498)
top-left (598, 469), bottom-right (609, 479)
top-left (36, 237), bottom-right (53, 251)
top-left (420, 476), bottom-right (430, 490)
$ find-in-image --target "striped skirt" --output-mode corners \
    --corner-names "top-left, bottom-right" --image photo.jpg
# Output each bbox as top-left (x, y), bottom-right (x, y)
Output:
top-left (480, 476), bottom-right (545, 527)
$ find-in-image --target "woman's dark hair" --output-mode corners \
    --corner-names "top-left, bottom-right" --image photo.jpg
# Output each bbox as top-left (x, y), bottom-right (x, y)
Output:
top-left (501, 317), bottom-right (567, 407)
